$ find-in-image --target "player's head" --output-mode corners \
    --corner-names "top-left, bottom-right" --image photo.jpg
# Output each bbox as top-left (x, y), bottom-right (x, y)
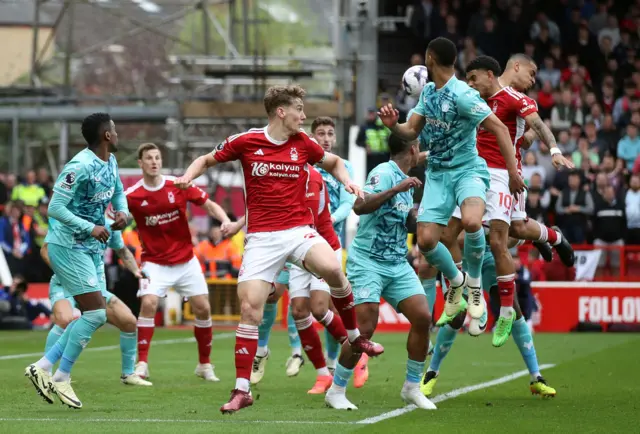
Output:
top-left (263, 85), bottom-right (306, 135)
top-left (209, 219), bottom-right (223, 244)
top-left (82, 112), bottom-right (117, 152)
top-left (137, 142), bottom-right (162, 177)
top-left (311, 116), bottom-right (336, 152)
top-left (505, 54), bottom-right (538, 91)
top-left (465, 55), bottom-right (502, 99)
top-left (425, 37), bottom-right (457, 73)
top-left (388, 134), bottom-right (420, 167)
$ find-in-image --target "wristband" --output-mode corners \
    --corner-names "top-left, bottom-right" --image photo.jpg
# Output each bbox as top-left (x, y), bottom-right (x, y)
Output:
top-left (550, 147), bottom-right (562, 156)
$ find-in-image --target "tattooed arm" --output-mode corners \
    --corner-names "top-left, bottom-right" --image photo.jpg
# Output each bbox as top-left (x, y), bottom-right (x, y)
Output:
top-left (115, 247), bottom-right (145, 279)
top-left (520, 129), bottom-right (539, 150)
top-left (524, 112), bottom-right (574, 168)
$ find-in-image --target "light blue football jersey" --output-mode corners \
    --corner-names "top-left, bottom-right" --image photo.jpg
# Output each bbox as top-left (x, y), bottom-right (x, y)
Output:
top-left (349, 161), bottom-right (413, 264)
top-left (46, 148), bottom-right (127, 253)
top-left (317, 159), bottom-right (355, 238)
top-left (412, 75), bottom-right (492, 170)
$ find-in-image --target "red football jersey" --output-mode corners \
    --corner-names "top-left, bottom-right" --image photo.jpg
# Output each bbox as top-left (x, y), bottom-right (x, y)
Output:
top-left (213, 127), bottom-right (326, 233)
top-left (126, 175), bottom-right (209, 266)
top-left (477, 86), bottom-right (538, 170)
top-left (308, 165), bottom-right (341, 250)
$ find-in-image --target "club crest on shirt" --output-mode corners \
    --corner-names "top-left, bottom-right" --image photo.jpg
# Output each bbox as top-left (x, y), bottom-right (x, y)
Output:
top-left (290, 147), bottom-right (299, 161)
top-left (493, 101), bottom-right (498, 113)
top-left (168, 191), bottom-right (175, 203)
top-left (441, 101), bottom-right (450, 112)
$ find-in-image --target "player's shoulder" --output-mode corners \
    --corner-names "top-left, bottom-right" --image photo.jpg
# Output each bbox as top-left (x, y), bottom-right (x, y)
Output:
top-left (369, 162), bottom-right (394, 178)
top-left (343, 158), bottom-right (353, 169)
top-left (420, 82), bottom-right (436, 98)
top-left (124, 178), bottom-right (146, 197)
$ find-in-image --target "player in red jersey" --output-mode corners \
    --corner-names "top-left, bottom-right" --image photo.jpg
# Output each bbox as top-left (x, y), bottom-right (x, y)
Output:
top-left (175, 84), bottom-right (384, 414)
top-left (443, 56), bottom-right (574, 346)
top-left (125, 143), bottom-right (231, 383)
top-left (499, 54), bottom-right (576, 267)
top-left (228, 165), bottom-right (348, 394)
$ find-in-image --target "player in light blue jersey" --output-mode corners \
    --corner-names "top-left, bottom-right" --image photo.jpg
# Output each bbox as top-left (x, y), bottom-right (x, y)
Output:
top-left (41, 214), bottom-right (151, 388)
top-left (325, 135), bottom-right (436, 411)
top-left (421, 231), bottom-right (557, 399)
top-left (378, 37), bottom-right (525, 326)
top-left (25, 113), bottom-right (129, 409)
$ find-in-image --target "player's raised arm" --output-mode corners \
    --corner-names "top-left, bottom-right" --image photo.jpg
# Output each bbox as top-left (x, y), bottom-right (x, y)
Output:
top-left (316, 152), bottom-right (363, 199)
top-left (331, 161), bottom-right (357, 224)
top-left (353, 169), bottom-right (421, 215)
top-left (522, 111), bottom-right (574, 169)
top-left (378, 104), bottom-right (425, 141)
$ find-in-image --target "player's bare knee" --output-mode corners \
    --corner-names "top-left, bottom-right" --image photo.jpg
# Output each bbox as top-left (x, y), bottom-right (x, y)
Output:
top-left (508, 220), bottom-right (526, 238)
top-left (461, 216), bottom-right (482, 233)
top-left (311, 305), bottom-right (328, 322)
top-left (239, 299), bottom-right (262, 325)
top-left (140, 296), bottom-right (159, 317)
top-left (190, 296), bottom-right (211, 319)
top-left (290, 300), bottom-right (310, 320)
top-left (55, 313), bottom-right (73, 329)
top-left (320, 266), bottom-right (344, 289)
top-left (121, 312), bottom-right (137, 333)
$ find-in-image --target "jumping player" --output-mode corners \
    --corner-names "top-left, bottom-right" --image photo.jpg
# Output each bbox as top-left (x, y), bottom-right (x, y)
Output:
top-left (175, 84), bottom-right (384, 414)
top-left (126, 143), bottom-right (230, 383)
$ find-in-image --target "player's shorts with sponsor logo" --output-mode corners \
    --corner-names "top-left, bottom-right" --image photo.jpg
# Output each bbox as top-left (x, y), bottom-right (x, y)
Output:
top-left (49, 273), bottom-right (115, 309)
top-left (417, 157), bottom-right (490, 226)
top-left (347, 250), bottom-right (424, 313)
top-left (451, 167), bottom-right (526, 224)
top-left (288, 248), bottom-right (342, 299)
top-left (138, 256), bottom-right (208, 298)
top-left (238, 225), bottom-right (325, 284)
top-left (47, 243), bottom-right (109, 298)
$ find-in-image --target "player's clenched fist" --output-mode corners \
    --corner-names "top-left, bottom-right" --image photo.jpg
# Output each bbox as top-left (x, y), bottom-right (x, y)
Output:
top-left (174, 176), bottom-right (193, 189)
top-left (377, 103), bottom-right (399, 128)
top-left (110, 211), bottom-right (129, 230)
top-left (393, 177), bottom-right (422, 193)
top-left (508, 172), bottom-right (526, 195)
top-left (91, 225), bottom-right (110, 243)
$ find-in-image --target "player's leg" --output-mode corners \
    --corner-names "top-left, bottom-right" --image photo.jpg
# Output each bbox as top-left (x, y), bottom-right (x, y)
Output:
top-left (436, 213), bottom-right (467, 325)
top-left (45, 297), bottom-right (74, 357)
top-left (488, 217), bottom-right (517, 347)
top-left (220, 232), bottom-right (290, 414)
top-left (285, 301), bottom-right (304, 375)
top-left (135, 260), bottom-right (171, 379)
top-left (417, 257), bottom-right (437, 357)
top-left (292, 231), bottom-right (383, 357)
top-left (324, 303), bottom-right (342, 373)
top-left (393, 265), bottom-right (437, 410)
top-left (105, 295), bottom-right (152, 386)
top-left (416, 170), bottom-right (467, 316)
top-left (175, 257), bottom-right (217, 382)
top-left (509, 190), bottom-right (575, 266)
top-left (325, 256), bottom-right (382, 410)
top-left (454, 161), bottom-right (491, 320)
top-left (289, 268), bottom-right (331, 394)
top-left (252, 274), bottom-right (286, 384)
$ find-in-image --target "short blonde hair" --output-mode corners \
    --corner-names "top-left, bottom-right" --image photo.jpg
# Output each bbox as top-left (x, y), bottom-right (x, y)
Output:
top-left (263, 85), bottom-right (306, 117)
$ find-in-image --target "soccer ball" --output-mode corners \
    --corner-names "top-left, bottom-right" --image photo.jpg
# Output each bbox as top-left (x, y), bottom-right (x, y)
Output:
top-left (402, 65), bottom-right (429, 98)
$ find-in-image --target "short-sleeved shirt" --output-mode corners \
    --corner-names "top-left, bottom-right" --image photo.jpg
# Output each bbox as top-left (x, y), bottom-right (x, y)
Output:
top-left (349, 161), bottom-right (413, 264)
top-left (212, 127), bottom-right (326, 233)
top-left (412, 75), bottom-right (492, 170)
top-left (317, 159), bottom-right (354, 238)
top-left (46, 148), bottom-right (125, 253)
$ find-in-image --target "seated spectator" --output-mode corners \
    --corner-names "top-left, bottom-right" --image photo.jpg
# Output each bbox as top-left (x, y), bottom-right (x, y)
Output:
top-left (598, 113), bottom-right (620, 152)
top-left (617, 123), bottom-right (640, 171)
top-left (522, 152), bottom-right (547, 186)
top-left (585, 104), bottom-right (604, 129)
top-left (584, 120), bottom-right (609, 158)
top-left (11, 170), bottom-right (45, 208)
top-left (593, 185), bottom-right (626, 269)
top-left (551, 89), bottom-right (584, 132)
top-left (555, 170), bottom-right (594, 243)
top-left (626, 174), bottom-right (640, 245)
top-left (557, 130), bottom-right (576, 155)
top-left (0, 275), bottom-right (50, 330)
top-left (538, 56), bottom-right (561, 88)
top-left (572, 137), bottom-right (600, 170)
top-left (534, 142), bottom-right (557, 186)
top-left (536, 80), bottom-right (555, 119)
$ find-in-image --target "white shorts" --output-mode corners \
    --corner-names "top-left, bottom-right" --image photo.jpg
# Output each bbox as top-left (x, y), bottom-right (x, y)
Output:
top-left (451, 168), bottom-right (527, 225)
top-left (288, 248), bottom-right (342, 299)
top-left (137, 256), bottom-right (208, 299)
top-left (238, 225), bottom-right (326, 284)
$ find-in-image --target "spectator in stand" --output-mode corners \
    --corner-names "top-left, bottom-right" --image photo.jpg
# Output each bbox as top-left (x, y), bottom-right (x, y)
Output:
top-left (522, 152), bottom-right (547, 186)
top-left (572, 137), bottom-right (601, 170)
top-left (584, 120), bottom-right (609, 158)
top-left (11, 170), bottom-right (45, 208)
top-left (617, 123), bottom-right (640, 171)
top-left (561, 53), bottom-right (590, 85)
top-left (598, 114), bottom-right (621, 150)
top-left (504, 4), bottom-right (528, 56)
top-left (409, 0), bottom-right (435, 52)
top-left (439, 14), bottom-right (462, 47)
top-left (585, 104), bottom-right (604, 130)
top-left (556, 130), bottom-right (576, 155)
top-left (536, 80), bottom-right (556, 119)
top-left (525, 186), bottom-right (549, 225)
top-left (458, 37), bottom-right (481, 72)
top-left (538, 56), bottom-right (561, 89)
top-left (614, 30), bottom-right (634, 64)
top-left (0, 201), bottom-right (30, 276)
top-left (555, 170), bottom-right (594, 243)
top-left (0, 174), bottom-right (8, 213)
top-left (528, 173), bottom-right (552, 213)
top-left (601, 83), bottom-right (616, 114)
top-left (614, 80), bottom-right (638, 127)
top-left (551, 89), bottom-right (584, 132)
top-left (530, 12), bottom-right (561, 45)
top-left (36, 168), bottom-right (52, 198)
top-left (535, 142), bottom-right (557, 187)
top-left (599, 15), bottom-right (621, 48)
top-left (466, 0), bottom-right (492, 39)
top-left (626, 173), bottom-right (640, 245)
top-left (28, 197), bottom-right (51, 283)
top-left (588, 2), bottom-right (609, 35)
top-left (476, 17), bottom-right (506, 65)
top-left (356, 108), bottom-right (390, 176)
top-left (528, 249), bottom-right (546, 282)
top-left (593, 184), bottom-right (626, 268)
top-left (194, 220), bottom-right (242, 279)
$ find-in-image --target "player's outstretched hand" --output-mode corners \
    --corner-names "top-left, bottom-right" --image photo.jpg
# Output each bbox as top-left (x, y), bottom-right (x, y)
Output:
top-left (552, 153), bottom-right (575, 169)
top-left (377, 103), bottom-right (399, 128)
top-left (174, 176), bottom-right (193, 190)
top-left (393, 177), bottom-right (422, 193)
top-left (110, 211), bottom-right (129, 230)
top-left (91, 225), bottom-right (110, 243)
top-left (134, 269), bottom-right (148, 280)
top-left (345, 182), bottom-right (364, 199)
top-left (508, 172), bottom-right (527, 195)
top-left (221, 220), bottom-right (242, 238)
